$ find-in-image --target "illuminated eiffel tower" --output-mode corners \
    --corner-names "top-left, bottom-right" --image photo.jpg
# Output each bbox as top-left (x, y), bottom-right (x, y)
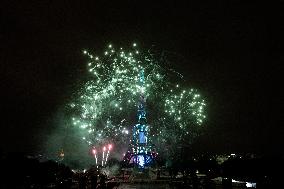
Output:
top-left (123, 70), bottom-right (156, 169)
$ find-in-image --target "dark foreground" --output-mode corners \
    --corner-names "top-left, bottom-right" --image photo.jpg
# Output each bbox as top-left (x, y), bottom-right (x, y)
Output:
top-left (0, 153), bottom-right (282, 188)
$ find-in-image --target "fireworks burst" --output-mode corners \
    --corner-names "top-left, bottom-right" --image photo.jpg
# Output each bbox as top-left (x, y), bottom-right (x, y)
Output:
top-left (69, 43), bottom-right (206, 157)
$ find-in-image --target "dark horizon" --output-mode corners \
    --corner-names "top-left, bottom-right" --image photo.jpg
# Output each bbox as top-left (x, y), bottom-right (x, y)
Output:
top-left (1, 1), bottom-right (282, 156)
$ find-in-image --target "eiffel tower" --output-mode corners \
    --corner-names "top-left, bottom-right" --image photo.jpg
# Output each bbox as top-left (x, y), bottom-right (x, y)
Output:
top-left (123, 70), bottom-right (156, 169)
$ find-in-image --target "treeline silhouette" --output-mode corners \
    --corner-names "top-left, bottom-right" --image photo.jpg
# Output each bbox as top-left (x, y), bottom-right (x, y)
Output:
top-left (0, 152), bottom-right (73, 188)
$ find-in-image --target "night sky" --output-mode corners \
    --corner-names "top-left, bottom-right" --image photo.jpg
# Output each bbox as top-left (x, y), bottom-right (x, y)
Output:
top-left (1, 1), bottom-right (282, 155)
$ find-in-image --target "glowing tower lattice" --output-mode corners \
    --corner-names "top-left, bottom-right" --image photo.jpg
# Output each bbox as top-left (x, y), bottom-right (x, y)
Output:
top-left (123, 70), bottom-right (156, 168)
